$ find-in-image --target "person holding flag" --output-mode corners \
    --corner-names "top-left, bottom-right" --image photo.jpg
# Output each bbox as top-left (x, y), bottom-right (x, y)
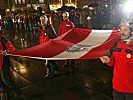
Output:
top-left (100, 20), bottom-right (133, 100)
top-left (0, 24), bottom-right (23, 100)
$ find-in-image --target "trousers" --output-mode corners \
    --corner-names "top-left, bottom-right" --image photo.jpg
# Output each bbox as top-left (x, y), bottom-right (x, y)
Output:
top-left (113, 89), bottom-right (133, 100)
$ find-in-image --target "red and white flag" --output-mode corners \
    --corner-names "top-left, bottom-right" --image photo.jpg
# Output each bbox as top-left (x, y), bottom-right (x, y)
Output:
top-left (10, 28), bottom-right (120, 60)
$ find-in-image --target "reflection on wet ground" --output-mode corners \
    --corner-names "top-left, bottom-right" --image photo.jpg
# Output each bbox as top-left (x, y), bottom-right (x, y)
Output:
top-left (8, 33), bottom-right (113, 100)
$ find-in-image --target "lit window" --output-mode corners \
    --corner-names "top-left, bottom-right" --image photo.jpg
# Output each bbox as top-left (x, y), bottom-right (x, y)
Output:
top-left (22, 0), bottom-right (25, 4)
top-left (18, 0), bottom-right (21, 4)
top-left (0, 15), bottom-right (1, 19)
top-left (60, 0), bottom-right (62, 4)
top-left (39, 0), bottom-right (44, 3)
top-left (15, 0), bottom-right (18, 4)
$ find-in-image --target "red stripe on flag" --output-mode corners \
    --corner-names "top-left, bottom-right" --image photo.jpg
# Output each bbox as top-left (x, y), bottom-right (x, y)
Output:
top-left (11, 28), bottom-right (92, 58)
top-left (61, 28), bottom-right (92, 43)
top-left (80, 30), bottom-right (120, 59)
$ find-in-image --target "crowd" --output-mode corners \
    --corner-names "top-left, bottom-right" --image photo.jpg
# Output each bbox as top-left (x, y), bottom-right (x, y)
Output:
top-left (0, 7), bottom-right (112, 43)
top-left (0, 6), bottom-right (132, 100)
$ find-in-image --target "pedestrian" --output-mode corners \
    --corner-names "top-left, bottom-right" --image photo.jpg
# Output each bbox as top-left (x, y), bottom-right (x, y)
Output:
top-left (58, 11), bottom-right (75, 72)
top-left (58, 11), bottom-right (74, 36)
top-left (39, 15), bottom-right (59, 78)
top-left (0, 24), bottom-right (22, 100)
top-left (100, 20), bottom-right (133, 100)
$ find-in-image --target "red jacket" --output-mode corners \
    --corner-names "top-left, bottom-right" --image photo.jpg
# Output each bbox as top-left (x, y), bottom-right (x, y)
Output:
top-left (107, 40), bottom-right (133, 93)
top-left (0, 34), bottom-right (15, 69)
top-left (58, 19), bottom-right (74, 36)
top-left (39, 30), bottom-right (49, 44)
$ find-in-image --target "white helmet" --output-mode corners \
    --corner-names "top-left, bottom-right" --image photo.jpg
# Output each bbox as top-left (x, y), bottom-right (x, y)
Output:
top-left (40, 15), bottom-right (48, 22)
top-left (62, 12), bottom-right (69, 17)
top-left (40, 15), bottom-right (48, 25)
top-left (0, 26), bottom-right (3, 35)
top-left (119, 20), bottom-right (130, 27)
top-left (119, 19), bottom-right (133, 28)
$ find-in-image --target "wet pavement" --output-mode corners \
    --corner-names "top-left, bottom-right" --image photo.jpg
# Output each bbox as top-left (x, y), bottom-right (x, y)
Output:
top-left (6, 32), bottom-right (113, 100)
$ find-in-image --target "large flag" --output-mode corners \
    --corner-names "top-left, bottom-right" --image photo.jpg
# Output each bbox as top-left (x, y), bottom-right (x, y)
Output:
top-left (9, 28), bottom-right (120, 60)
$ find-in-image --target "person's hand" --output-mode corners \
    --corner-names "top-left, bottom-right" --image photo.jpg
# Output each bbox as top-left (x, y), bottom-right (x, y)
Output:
top-left (0, 50), bottom-right (7, 56)
top-left (100, 56), bottom-right (110, 63)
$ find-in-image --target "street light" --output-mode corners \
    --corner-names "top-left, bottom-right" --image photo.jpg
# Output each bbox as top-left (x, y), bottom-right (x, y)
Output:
top-left (6, 9), bottom-right (10, 12)
top-left (123, 0), bottom-right (133, 13)
top-left (87, 16), bottom-right (91, 20)
top-left (0, 15), bottom-right (2, 20)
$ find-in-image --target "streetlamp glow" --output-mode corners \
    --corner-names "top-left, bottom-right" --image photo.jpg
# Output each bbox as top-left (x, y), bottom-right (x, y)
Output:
top-left (0, 15), bottom-right (2, 20)
top-left (6, 9), bottom-right (10, 12)
top-left (89, 7), bottom-right (94, 10)
top-left (87, 16), bottom-right (91, 20)
top-left (124, 0), bottom-right (133, 13)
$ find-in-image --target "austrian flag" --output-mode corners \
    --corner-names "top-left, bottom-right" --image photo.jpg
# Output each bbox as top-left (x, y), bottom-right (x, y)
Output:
top-left (10, 28), bottom-right (120, 60)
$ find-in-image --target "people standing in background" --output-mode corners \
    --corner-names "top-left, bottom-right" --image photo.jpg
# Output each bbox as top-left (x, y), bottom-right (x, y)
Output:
top-left (58, 11), bottom-right (74, 36)
top-left (58, 12), bottom-right (75, 72)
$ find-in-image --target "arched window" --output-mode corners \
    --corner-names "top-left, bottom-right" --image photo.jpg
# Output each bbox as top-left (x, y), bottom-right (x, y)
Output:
top-left (15, 0), bottom-right (26, 4)
top-left (15, 0), bottom-right (18, 4)
top-left (39, 0), bottom-right (44, 3)
top-left (22, 0), bottom-right (25, 4)
top-left (18, 0), bottom-right (21, 4)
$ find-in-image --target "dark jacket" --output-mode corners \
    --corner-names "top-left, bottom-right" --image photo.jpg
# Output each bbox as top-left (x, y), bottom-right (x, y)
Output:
top-left (39, 24), bottom-right (57, 44)
top-left (41, 24), bottom-right (57, 39)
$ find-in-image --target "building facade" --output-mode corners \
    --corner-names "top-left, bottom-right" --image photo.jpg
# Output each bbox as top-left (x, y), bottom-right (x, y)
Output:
top-left (11, 0), bottom-right (77, 11)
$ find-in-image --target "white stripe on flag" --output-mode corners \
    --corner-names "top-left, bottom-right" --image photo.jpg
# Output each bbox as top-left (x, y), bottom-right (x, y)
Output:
top-left (52, 30), bottom-right (112, 59)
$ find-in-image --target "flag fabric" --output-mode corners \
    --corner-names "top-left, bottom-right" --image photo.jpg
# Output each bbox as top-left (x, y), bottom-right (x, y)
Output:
top-left (9, 28), bottom-right (120, 60)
